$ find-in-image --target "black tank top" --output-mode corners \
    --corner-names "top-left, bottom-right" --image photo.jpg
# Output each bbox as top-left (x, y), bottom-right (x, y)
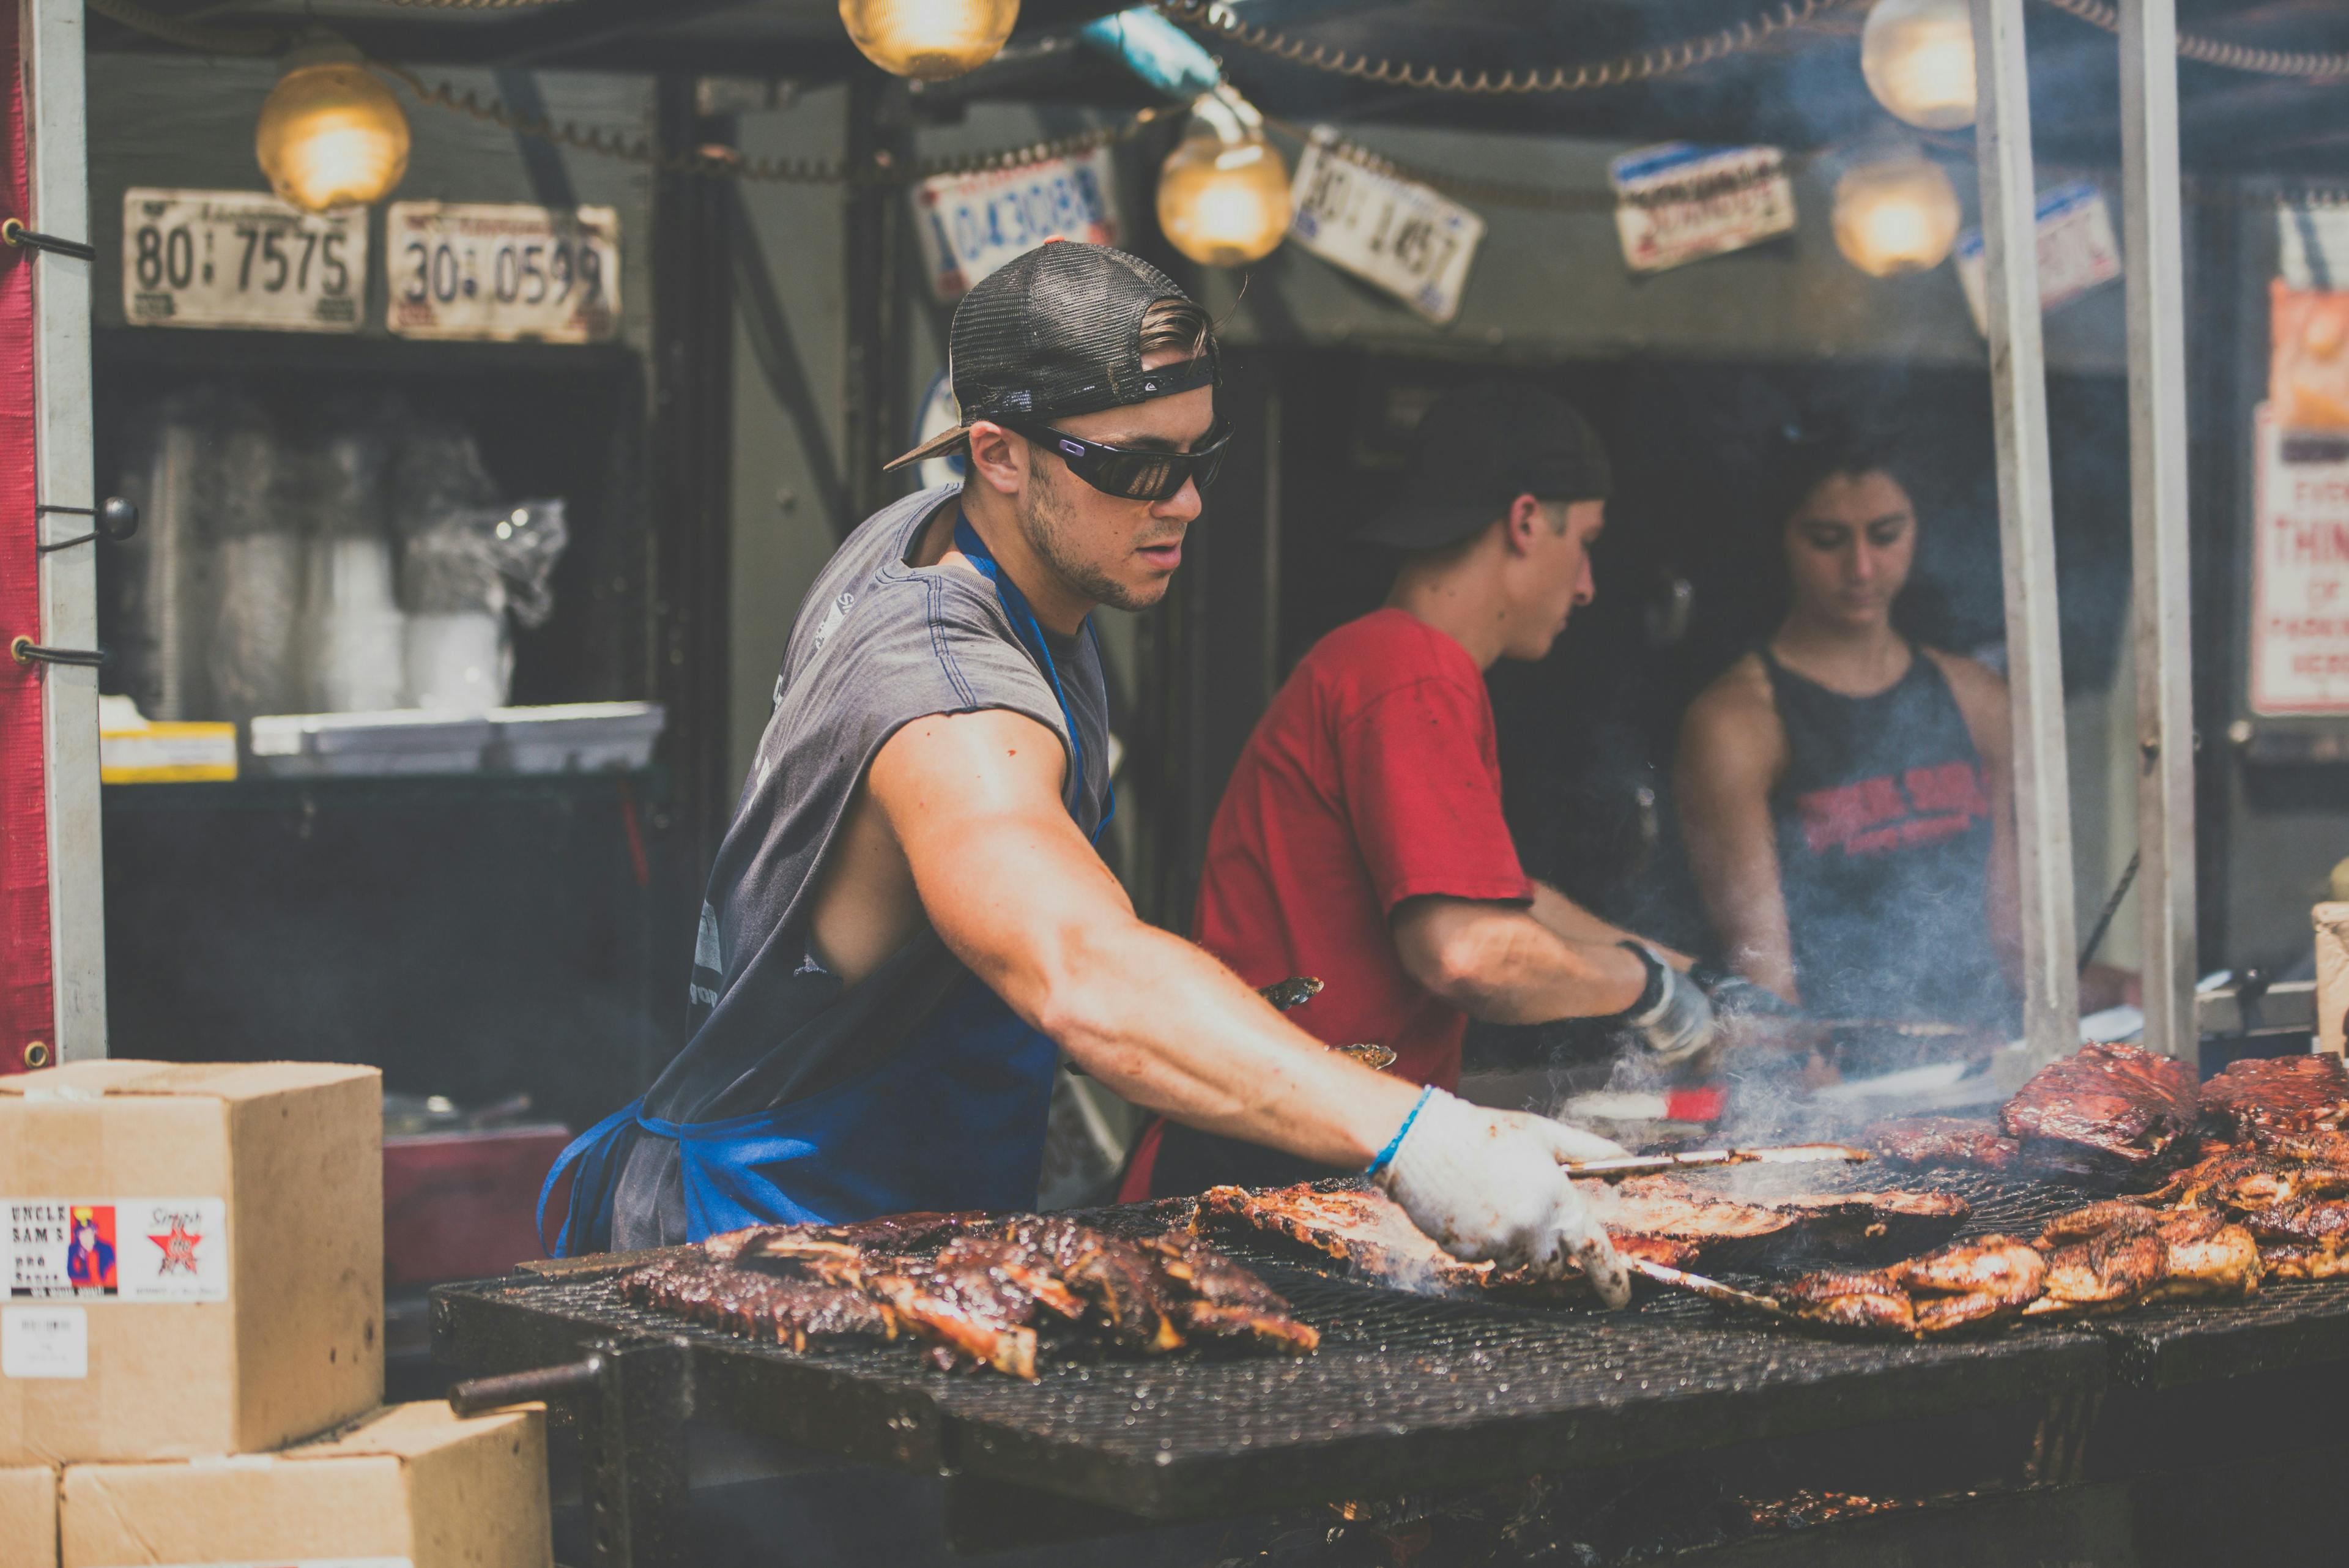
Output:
top-left (1760, 644), bottom-right (2016, 1031)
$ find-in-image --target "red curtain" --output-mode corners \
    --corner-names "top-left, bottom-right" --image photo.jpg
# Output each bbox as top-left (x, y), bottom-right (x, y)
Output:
top-left (1, 0), bottom-right (57, 1074)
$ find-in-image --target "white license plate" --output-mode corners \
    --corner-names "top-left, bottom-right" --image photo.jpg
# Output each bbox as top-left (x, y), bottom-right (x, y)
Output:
top-left (1288, 132), bottom-right (1485, 324)
top-left (1609, 143), bottom-right (1796, 275)
top-left (912, 149), bottom-right (1121, 302)
top-left (385, 201), bottom-right (620, 343)
top-left (122, 188), bottom-right (364, 333)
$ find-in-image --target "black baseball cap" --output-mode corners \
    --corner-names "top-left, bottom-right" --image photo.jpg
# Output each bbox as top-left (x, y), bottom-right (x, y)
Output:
top-left (886, 240), bottom-right (1219, 472)
top-left (1355, 382), bottom-right (1612, 551)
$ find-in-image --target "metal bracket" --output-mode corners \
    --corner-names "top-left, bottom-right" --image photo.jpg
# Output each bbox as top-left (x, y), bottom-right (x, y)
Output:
top-left (450, 1337), bottom-right (692, 1568)
top-left (35, 496), bottom-right (138, 554)
top-left (0, 217), bottom-right (95, 262)
top-left (10, 637), bottom-right (107, 669)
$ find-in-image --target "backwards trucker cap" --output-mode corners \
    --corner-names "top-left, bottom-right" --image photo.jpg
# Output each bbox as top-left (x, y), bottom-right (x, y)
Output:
top-left (885, 240), bottom-right (1219, 472)
top-left (1355, 382), bottom-right (1612, 551)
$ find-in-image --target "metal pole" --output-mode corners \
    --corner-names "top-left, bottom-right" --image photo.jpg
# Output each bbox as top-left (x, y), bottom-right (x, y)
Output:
top-left (2120, 0), bottom-right (2197, 1061)
top-left (25, 0), bottom-right (105, 1062)
top-left (1971, 0), bottom-right (2080, 1066)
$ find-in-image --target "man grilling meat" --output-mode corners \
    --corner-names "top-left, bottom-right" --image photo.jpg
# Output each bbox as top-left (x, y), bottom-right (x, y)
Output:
top-left (1124, 381), bottom-right (1770, 1198)
top-left (541, 245), bottom-right (1633, 1306)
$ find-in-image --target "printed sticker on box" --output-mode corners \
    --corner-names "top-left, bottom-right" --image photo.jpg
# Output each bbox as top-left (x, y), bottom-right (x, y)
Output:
top-left (2, 1305), bottom-right (88, 1378)
top-left (5, 1199), bottom-right (228, 1301)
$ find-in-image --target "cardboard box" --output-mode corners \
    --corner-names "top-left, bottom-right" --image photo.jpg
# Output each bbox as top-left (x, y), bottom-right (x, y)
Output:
top-left (0, 1062), bottom-right (382, 1463)
top-left (2318, 902), bottom-right (2349, 1057)
top-left (60, 1403), bottom-right (548, 1568)
top-left (0, 1466), bottom-right (58, 1568)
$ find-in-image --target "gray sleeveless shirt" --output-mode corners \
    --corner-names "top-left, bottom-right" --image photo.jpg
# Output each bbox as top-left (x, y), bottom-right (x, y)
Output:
top-left (611, 486), bottom-right (1111, 1247)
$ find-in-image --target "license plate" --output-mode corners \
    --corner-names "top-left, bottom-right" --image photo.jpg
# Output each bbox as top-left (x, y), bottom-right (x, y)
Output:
top-left (1288, 130), bottom-right (1485, 324)
top-left (1954, 180), bottom-right (2120, 335)
top-left (385, 201), bottom-right (620, 343)
top-left (121, 188), bottom-right (364, 333)
top-left (1608, 143), bottom-right (1795, 274)
top-left (912, 149), bottom-right (1121, 301)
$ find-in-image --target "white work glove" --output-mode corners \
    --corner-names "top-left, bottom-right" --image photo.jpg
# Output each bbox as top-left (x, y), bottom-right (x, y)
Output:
top-left (1372, 1088), bottom-right (1635, 1309)
top-left (1619, 942), bottom-right (1720, 1067)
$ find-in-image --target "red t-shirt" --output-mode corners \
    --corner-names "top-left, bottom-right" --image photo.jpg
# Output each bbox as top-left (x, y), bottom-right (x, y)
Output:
top-left (1118, 609), bottom-right (1532, 1200)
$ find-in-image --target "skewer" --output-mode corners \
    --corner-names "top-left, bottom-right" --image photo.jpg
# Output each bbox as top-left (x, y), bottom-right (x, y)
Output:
top-left (1625, 1256), bottom-right (1789, 1319)
top-left (1564, 1143), bottom-right (1872, 1180)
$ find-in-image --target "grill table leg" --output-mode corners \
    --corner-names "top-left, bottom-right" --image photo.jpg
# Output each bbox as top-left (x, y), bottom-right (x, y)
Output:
top-left (577, 1337), bottom-right (693, 1568)
top-left (2024, 1388), bottom-right (2102, 1488)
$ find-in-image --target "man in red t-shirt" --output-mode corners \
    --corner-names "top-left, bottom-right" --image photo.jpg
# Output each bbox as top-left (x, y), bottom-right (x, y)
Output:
top-left (1129, 382), bottom-right (1749, 1197)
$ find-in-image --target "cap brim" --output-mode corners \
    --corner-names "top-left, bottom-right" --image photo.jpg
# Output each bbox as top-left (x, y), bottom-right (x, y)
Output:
top-left (1351, 494), bottom-right (1499, 551)
top-left (883, 424), bottom-right (971, 473)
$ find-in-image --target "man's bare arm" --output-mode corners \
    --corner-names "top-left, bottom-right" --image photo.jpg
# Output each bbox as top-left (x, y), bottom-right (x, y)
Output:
top-left (1527, 883), bottom-right (1693, 970)
top-left (869, 707), bottom-right (1421, 1167)
top-left (1389, 896), bottom-right (1647, 1024)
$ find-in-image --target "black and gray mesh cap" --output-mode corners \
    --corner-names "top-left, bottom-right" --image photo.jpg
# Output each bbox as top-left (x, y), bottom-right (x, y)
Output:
top-left (885, 240), bottom-right (1219, 472)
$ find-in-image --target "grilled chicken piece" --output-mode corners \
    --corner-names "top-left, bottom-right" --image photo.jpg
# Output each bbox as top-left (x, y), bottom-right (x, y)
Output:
top-left (2001, 1042), bottom-right (2199, 1176)
top-left (1888, 1236), bottom-right (2046, 1334)
top-left (2024, 1230), bottom-right (2170, 1316)
top-left (1893, 1235), bottom-right (2047, 1301)
top-left (2148, 1211), bottom-right (2263, 1301)
top-left (2247, 1128), bottom-right (2349, 1166)
top-left (1592, 1180), bottom-right (1967, 1266)
top-left (2037, 1200), bottom-right (2161, 1248)
top-left (1871, 1117), bottom-right (2024, 1172)
top-left (2257, 1243), bottom-right (2349, 1280)
top-left (1778, 1269), bottom-right (1917, 1336)
top-left (1144, 1231), bottom-right (1319, 1353)
top-left (621, 1254), bottom-right (898, 1351)
top-left (2202, 1055), bottom-right (2349, 1140)
top-left (1763, 1191), bottom-right (1972, 1255)
top-left (2145, 1150), bottom-right (2349, 1212)
top-left (2241, 1198), bottom-right (2349, 1248)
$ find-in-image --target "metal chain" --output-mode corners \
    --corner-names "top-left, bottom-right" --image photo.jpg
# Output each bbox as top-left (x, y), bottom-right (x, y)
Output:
top-left (2033, 0), bottom-right (2349, 79)
top-left (385, 65), bottom-right (1170, 184)
top-left (85, 0), bottom-right (276, 56)
top-left (1154, 0), bottom-right (1861, 94)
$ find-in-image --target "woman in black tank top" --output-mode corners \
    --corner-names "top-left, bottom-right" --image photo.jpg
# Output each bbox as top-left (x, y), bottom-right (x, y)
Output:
top-left (1674, 432), bottom-right (2025, 1033)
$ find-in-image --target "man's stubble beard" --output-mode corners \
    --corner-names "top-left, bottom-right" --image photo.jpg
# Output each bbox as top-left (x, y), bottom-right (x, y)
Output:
top-left (1019, 462), bottom-right (1159, 613)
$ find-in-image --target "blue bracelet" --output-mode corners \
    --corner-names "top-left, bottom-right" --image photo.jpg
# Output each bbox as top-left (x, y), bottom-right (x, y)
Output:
top-left (1366, 1085), bottom-right (1437, 1178)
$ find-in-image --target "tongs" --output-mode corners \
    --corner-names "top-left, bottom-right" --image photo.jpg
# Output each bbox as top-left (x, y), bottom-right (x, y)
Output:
top-left (1564, 1142), bottom-right (1872, 1181)
top-left (1623, 1256), bottom-right (1788, 1320)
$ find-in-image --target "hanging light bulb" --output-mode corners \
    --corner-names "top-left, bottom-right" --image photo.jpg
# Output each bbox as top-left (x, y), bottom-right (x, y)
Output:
top-left (1831, 153), bottom-right (1962, 277)
top-left (1861, 0), bottom-right (1978, 131)
top-left (1156, 87), bottom-right (1291, 268)
top-left (254, 40), bottom-right (411, 213)
top-left (839, 0), bottom-right (1020, 80)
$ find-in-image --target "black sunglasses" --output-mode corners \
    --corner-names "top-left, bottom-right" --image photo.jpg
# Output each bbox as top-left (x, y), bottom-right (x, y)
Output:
top-left (1002, 418), bottom-right (1233, 502)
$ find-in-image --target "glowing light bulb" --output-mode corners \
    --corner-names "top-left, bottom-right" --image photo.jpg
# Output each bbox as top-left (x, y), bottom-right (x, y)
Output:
top-left (254, 42), bottom-right (411, 213)
top-left (1861, 0), bottom-right (1978, 132)
top-left (1156, 88), bottom-right (1291, 268)
top-left (1831, 154), bottom-right (1962, 277)
top-left (839, 0), bottom-right (1020, 80)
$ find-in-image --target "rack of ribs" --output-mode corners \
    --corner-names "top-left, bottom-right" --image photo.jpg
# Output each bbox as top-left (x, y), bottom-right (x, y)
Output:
top-left (2200, 1055), bottom-right (2349, 1142)
top-left (620, 1254), bottom-right (899, 1352)
top-left (628, 1211), bottom-right (1315, 1378)
top-left (1999, 1042), bottom-right (2200, 1177)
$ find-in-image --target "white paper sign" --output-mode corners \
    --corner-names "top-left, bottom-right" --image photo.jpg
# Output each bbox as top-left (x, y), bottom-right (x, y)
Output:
top-left (122, 188), bottom-right (363, 333)
top-left (2251, 406), bottom-right (2349, 715)
top-left (385, 202), bottom-right (619, 343)
top-left (2, 1306), bottom-right (87, 1378)
top-left (1954, 180), bottom-right (2121, 335)
top-left (5, 1198), bottom-right (229, 1302)
top-left (1288, 130), bottom-right (1485, 324)
top-left (911, 150), bottom-right (1121, 302)
top-left (1608, 143), bottom-right (1795, 274)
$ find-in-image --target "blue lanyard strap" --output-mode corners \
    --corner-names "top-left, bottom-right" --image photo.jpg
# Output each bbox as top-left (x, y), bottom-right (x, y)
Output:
top-left (953, 512), bottom-right (1115, 842)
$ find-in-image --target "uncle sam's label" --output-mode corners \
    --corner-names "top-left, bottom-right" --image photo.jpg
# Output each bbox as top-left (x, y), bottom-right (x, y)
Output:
top-left (6, 1198), bottom-right (228, 1301)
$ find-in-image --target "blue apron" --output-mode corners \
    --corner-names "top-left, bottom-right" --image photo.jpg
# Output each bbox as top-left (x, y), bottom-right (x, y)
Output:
top-left (540, 514), bottom-right (1110, 1254)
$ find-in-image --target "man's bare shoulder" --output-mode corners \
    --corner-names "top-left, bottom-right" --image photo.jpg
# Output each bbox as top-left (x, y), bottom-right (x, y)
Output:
top-left (867, 706), bottom-right (1071, 822)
